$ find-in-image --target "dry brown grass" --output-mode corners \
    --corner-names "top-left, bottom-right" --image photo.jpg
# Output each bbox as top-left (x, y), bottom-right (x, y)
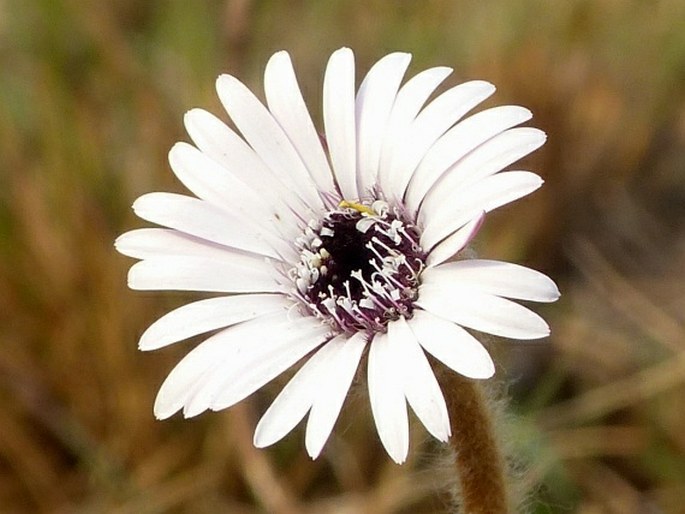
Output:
top-left (1, 0), bottom-right (684, 512)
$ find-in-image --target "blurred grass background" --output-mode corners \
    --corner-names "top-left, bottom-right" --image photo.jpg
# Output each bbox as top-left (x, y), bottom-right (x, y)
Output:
top-left (1, 0), bottom-right (684, 512)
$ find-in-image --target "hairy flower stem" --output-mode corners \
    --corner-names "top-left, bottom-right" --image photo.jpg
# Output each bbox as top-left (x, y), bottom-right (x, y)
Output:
top-left (442, 373), bottom-right (509, 514)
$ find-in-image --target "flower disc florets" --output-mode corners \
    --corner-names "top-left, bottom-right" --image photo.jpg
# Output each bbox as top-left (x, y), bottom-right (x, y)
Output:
top-left (290, 199), bottom-right (425, 334)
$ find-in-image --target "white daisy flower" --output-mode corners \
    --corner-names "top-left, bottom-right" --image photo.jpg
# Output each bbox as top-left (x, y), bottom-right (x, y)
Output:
top-left (116, 48), bottom-right (559, 464)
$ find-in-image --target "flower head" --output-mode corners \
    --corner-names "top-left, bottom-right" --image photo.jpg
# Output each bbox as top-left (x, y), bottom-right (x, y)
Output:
top-left (116, 48), bottom-right (559, 464)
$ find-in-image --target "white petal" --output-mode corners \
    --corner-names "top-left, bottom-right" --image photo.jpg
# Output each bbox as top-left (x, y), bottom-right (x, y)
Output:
top-left (216, 74), bottom-right (323, 212)
top-left (388, 318), bottom-right (450, 442)
top-left (168, 142), bottom-right (299, 252)
top-left (116, 228), bottom-right (225, 260)
top-left (168, 142), bottom-right (270, 223)
top-left (305, 332), bottom-right (366, 459)
top-left (131, 192), bottom-right (281, 258)
top-left (407, 310), bottom-right (495, 379)
top-left (264, 51), bottom-right (336, 196)
top-left (367, 332), bottom-right (409, 464)
top-left (153, 312), bottom-right (287, 419)
top-left (422, 260), bottom-right (560, 303)
top-left (182, 314), bottom-right (328, 418)
top-left (139, 294), bottom-right (292, 351)
top-left (378, 66), bottom-right (453, 198)
top-left (405, 106), bottom-right (532, 213)
top-left (127, 255), bottom-right (280, 293)
top-left (153, 338), bottom-right (227, 420)
top-left (425, 212), bottom-right (485, 268)
top-left (208, 319), bottom-right (330, 412)
top-left (183, 109), bottom-right (274, 190)
top-left (420, 171), bottom-right (544, 251)
top-left (355, 52), bottom-right (412, 196)
top-left (117, 227), bottom-right (295, 266)
top-left (323, 48), bottom-right (358, 200)
top-left (183, 108), bottom-right (303, 230)
top-left (387, 80), bottom-right (496, 200)
top-left (420, 127), bottom-right (546, 222)
top-left (253, 334), bottom-right (344, 449)
top-left (417, 284), bottom-right (551, 340)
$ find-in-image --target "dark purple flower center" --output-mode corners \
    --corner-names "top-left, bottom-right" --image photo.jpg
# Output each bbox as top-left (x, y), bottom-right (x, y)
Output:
top-left (290, 201), bottom-right (426, 334)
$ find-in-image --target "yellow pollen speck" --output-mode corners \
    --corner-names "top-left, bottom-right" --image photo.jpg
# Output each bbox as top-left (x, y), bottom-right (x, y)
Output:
top-left (339, 200), bottom-right (375, 215)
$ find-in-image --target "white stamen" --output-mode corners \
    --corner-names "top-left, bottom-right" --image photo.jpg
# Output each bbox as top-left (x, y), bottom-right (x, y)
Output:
top-left (356, 217), bottom-right (376, 233)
